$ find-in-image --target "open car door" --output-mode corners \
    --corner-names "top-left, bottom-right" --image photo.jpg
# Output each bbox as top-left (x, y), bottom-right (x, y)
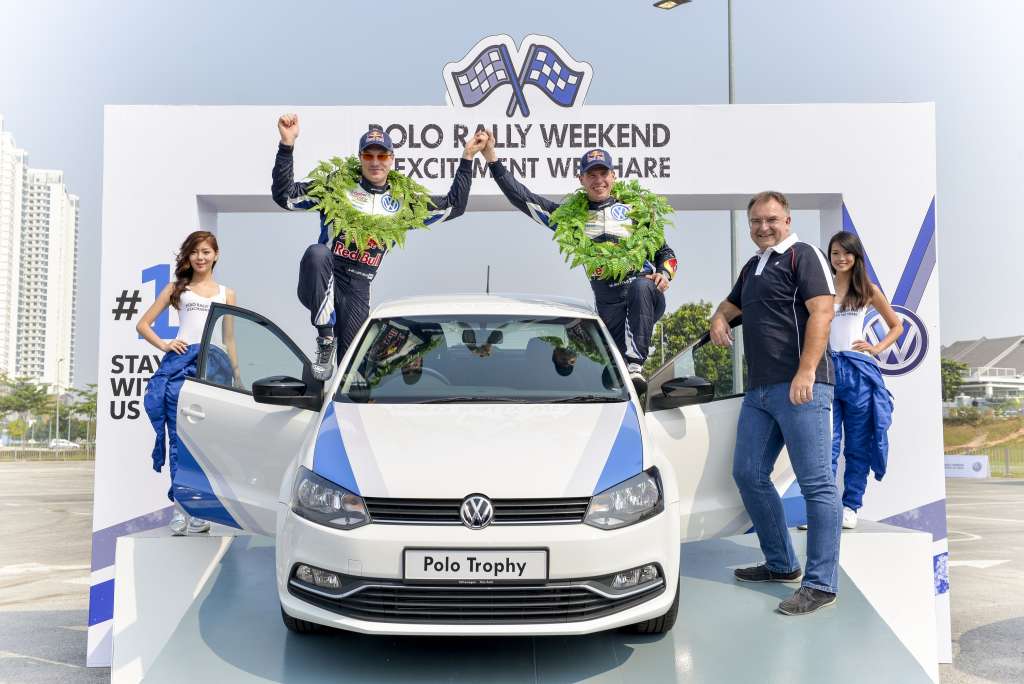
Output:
top-left (643, 322), bottom-right (798, 541)
top-left (174, 303), bottom-right (323, 536)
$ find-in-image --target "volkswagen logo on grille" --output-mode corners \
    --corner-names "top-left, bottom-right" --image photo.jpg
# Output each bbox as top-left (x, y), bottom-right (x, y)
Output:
top-left (460, 494), bottom-right (494, 530)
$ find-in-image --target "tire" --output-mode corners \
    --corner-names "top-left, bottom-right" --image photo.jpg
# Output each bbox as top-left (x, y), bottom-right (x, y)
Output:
top-left (280, 605), bottom-right (326, 634)
top-left (625, 582), bottom-right (679, 634)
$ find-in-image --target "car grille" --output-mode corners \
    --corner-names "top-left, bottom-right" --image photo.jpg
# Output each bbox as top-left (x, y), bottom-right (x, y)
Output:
top-left (363, 497), bottom-right (591, 525)
top-left (289, 577), bottom-right (665, 624)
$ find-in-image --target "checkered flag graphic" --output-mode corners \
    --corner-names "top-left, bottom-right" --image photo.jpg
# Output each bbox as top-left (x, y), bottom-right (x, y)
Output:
top-left (449, 43), bottom-right (518, 108)
top-left (505, 44), bottom-right (585, 116)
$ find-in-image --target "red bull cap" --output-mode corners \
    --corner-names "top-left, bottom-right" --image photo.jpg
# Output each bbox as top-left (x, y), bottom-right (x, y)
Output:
top-left (359, 126), bottom-right (394, 152)
top-left (580, 148), bottom-right (613, 174)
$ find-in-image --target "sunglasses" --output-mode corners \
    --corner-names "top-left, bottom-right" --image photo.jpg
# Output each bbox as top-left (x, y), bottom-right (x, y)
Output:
top-left (360, 151), bottom-right (393, 162)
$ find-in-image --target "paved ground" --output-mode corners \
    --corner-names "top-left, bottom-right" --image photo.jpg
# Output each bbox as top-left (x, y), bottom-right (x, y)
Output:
top-left (0, 462), bottom-right (107, 683)
top-left (941, 478), bottom-right (1024, 683)
top-left (0, 462), bottom-right (1020, 683)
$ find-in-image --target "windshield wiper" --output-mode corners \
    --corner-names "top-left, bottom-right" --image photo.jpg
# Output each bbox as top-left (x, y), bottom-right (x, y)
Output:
top-left (550, 395), bottom-right (626, 403)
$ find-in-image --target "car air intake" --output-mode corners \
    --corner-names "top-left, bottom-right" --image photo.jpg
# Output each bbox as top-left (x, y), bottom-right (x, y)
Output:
top-left (363, 497), bottom-right (591, 525)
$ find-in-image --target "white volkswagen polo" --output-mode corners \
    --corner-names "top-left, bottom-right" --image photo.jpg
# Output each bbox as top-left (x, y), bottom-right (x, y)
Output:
top-left (175, 294), bottom-right (787, 636)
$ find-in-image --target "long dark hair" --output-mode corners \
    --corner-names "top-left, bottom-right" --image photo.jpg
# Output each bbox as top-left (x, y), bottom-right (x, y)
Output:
top-left (827, 231), bottom-right (872, 311)
top-left (170, 231), bottom-right (218, 310)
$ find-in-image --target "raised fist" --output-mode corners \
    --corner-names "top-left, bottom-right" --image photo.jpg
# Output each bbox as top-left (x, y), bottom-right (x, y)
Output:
top-left (278, 113), bottom-right (299, 146)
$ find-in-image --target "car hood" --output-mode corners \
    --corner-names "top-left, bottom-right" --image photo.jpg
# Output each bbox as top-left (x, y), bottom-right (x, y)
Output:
top-left (308, 401), bottom-right (643, 499)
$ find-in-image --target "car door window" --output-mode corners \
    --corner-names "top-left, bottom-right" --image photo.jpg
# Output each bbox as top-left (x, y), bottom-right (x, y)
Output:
top-left (197, 304), bottom-right (309, 394)
top-left (646, 324), bottom-right (748, 406)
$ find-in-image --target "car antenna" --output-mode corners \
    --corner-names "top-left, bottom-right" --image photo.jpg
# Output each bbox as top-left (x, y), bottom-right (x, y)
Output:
top-left (485, 265), bottom-right (491, 294)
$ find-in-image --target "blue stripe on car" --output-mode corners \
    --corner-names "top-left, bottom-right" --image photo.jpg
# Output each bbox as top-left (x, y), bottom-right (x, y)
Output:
top-left (592, 402), bottom-right (643, 494)
top-left (312, 402), bottom-right (361, 495)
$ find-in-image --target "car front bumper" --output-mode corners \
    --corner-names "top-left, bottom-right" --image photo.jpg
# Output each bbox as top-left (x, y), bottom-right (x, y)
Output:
top-left (275, 501), bottom-right (680, 635)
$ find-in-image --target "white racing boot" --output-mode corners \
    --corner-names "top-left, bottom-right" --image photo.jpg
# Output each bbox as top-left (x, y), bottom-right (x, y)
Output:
top-left (169, 509), bottom-right (187, 536)
top-left (627, 363), bottom-right (647, 396)
top-left (311, 336), bottom-right (337, 381)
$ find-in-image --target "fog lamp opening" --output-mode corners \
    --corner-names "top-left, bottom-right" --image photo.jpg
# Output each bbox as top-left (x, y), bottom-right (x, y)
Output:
top-left (611, 563), bottom-right (661, 590)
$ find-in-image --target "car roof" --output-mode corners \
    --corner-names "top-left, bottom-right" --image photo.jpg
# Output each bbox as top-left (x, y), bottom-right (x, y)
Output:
top-left (370, 293), bottom-right (597, 319)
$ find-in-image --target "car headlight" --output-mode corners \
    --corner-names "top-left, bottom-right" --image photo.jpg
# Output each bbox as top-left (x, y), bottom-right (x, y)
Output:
top-left (584, 467), bottom-right (663, 530)
top-left (291, 467), bottom-right (370, 530)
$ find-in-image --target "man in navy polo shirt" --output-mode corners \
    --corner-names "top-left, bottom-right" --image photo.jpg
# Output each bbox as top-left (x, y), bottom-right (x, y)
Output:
top-left (709, 190), bottom-right (840, 616)
top-left (481, 138), bottom-right (677, 393)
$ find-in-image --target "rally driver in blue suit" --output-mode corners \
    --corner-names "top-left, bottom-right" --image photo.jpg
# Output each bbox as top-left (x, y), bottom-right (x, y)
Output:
top-left (272, 114), bottom-right (487, 379)
top-left (481, 136), bottom-right (677, 392)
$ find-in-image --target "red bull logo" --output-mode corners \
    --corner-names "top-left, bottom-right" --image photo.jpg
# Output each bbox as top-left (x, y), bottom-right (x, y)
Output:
top-left (367, 130), bottom-right (385, 142)
top-left (333, 241), bottom-right (383, 267)
top-left (587, 149), bottom-right (605, 161)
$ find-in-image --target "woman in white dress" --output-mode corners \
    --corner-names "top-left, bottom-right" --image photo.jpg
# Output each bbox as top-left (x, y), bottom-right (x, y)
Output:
top-left (137, 231), bottom-right (239, 535)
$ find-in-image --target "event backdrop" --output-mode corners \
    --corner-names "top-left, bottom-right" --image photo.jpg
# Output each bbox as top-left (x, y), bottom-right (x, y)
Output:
top-left (87, 35), bottom-right (947, 666)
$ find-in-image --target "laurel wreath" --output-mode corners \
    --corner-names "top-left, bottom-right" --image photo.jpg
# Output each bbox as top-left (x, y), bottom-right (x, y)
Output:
top-left (548, 180), bottom-right (673, 281)
top-left (304, 156), bottom-right (435, 252)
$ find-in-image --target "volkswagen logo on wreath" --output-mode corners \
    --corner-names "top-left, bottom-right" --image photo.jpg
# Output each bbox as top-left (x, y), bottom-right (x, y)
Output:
top-left (863, 304), bottom-right (929, 376)
top-left (460, 494), bottom-right (494, 529)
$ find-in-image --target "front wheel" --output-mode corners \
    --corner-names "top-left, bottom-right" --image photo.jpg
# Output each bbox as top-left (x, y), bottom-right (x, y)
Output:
top-left (281, 605), bottom-right (327, 634)
top-left (624, 582), bottom-right (679, 634)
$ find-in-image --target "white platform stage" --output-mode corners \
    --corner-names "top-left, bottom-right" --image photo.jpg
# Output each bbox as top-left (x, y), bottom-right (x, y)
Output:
top-left (109, 521), bottom-right (938, 683)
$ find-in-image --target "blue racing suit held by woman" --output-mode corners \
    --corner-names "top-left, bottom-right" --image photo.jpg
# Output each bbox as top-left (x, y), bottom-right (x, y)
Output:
top-left (830, 305), bottom-right (895, 511)
top-left (144, 344), bottom-right (233, 501)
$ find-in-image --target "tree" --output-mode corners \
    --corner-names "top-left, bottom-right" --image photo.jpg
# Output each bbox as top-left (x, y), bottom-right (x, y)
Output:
top-left (941, 358), bottom-right (969, 402)
top-left (70, 385), bottom-right (98, 443)
top-left (644, 301), bottom-right (717, 376)
top-left (1, 377), bottom-right (50, 416)
top-left (7, 418), bottom-right (27, 440)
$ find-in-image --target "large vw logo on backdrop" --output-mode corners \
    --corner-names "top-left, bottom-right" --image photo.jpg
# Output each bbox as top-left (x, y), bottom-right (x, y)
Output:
top-left (460, 494), bottom-right (494, 529)
top-left (863, 305), bottom-right (929, 376)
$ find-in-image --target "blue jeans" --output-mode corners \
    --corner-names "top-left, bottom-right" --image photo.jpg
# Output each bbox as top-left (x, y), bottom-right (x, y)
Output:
top-left (732, 382), bottom-right (841, 593)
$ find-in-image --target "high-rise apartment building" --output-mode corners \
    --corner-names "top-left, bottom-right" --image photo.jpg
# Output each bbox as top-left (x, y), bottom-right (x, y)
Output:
top-left (17, 169), bottom-right (79, 390)
top-left (0, 116), bottom-right (26, 377)
top-left (0, 115), bottom-right (79, 391)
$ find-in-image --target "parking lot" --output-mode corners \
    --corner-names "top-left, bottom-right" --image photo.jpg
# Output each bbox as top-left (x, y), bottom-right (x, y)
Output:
top-left (943, 477), bottom-right (1024, 683)
top-left (0, 462), bottom-right (1020, 683)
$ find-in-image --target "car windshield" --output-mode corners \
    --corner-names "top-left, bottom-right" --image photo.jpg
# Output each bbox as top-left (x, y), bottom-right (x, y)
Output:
top-left (335, 315), bottom-right (629, 404)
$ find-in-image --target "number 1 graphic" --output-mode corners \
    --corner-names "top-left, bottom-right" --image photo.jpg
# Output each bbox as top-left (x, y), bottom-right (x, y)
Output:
top-left (140, 264), bottom-right (179, 339)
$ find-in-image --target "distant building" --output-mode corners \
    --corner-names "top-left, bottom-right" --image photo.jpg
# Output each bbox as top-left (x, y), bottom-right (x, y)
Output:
top-left (0, 116), bottom-right (79, 391)
top-left (17, 169), bottom-right (79, 390)
top-left (0, 116), bottom-right (26, 377)
top-left (942, 335), bottom-right (1024, 401)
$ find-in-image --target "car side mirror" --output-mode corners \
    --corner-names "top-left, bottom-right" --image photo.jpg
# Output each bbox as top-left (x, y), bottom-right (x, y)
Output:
top-left (253, 375), bottom-right (321, 411)
top-left (650, 376), bottom-right (714, 410)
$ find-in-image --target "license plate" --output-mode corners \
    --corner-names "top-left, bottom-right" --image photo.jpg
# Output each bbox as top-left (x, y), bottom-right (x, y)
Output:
top-left (404, 549), bottom-right (548, 583)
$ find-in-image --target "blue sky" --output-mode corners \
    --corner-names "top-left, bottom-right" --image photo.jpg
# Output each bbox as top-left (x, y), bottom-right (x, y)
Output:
top-left (2, 0), bottom-right (1021, 387)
